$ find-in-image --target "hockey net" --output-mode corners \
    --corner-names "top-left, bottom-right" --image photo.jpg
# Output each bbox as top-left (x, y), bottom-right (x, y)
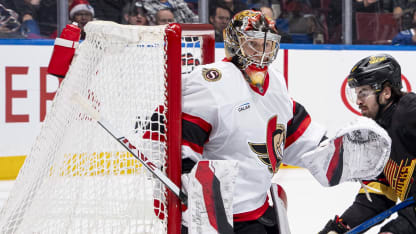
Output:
top-left (0, 22), bottom-right (214, 234)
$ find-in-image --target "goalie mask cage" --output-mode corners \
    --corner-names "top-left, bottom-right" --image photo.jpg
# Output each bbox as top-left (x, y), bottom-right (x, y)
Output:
top-left (0, 22), bottom-right (214, 234)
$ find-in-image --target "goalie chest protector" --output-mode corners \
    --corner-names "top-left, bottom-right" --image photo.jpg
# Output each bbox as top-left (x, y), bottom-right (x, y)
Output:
top-left (182, 60), bottom-right (325, 216)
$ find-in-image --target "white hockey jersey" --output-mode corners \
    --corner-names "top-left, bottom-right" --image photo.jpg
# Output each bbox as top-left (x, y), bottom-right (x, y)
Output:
top-left (181, 60), bottom-right (326, 221)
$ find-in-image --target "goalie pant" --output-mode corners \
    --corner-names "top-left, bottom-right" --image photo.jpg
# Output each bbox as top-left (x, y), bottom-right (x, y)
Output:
top-left (177, 59), bottom-right (326, 230)
top-left (320, 92), bottom-right (416, 234)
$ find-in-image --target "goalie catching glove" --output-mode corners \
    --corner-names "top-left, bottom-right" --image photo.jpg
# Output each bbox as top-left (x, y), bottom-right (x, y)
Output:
top-left (301, 116), bottom-right (391, 187)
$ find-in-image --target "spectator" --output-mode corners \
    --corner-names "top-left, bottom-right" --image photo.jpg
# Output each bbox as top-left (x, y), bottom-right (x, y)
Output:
top-left (18, 0), bottom-right (74, 38)
top-left (0, 0), bottom-right (42, 38)
top-left (260, 5), bottom-right (293, 43)
top-left (354, 0), bottom-right (394, 13)
top-left (36, 0), bottom-right (60, 37)
top-left (88, 0), bottom-right (129, 23)
top-left (212, 0), bottom-right (248, 15)
top-left (143, 0), bottom-right (198, 24)
top-left (0, 0), bottom-right (35, 22)
top-left (69, 0), bottom-right (95, 40)
top-left (122, 1), bottom-right (149, 25)
top-left (155, 8), bottom-right (175, 24)
top-left (0, 3), bottom-right (23, 38)
top-left (260, 5), bottom-right (276, 20)
top-left (392, 9), bottom-right (416, 45)
top-left (209, 4), bottom-right (232, 42)
top-left (285, 1), bottom-right (325, 43)
top-left (392, 0), bottom-right (416, 20)
top-left (274, 2), bottom-right (291, 33)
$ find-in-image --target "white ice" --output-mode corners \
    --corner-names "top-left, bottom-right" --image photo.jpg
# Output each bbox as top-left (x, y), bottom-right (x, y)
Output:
top-left (0, 168), bottom-right (395, 233)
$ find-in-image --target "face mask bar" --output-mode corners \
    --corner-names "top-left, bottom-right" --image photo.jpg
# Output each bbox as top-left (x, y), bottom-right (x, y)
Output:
top-left (237, 31), bottom-right (281, 67)
top-left (346, 86), bottom-right (377, 105)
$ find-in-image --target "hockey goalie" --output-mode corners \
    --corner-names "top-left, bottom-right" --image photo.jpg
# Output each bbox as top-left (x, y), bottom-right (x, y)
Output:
top-left (177, 9), bottom-right (391, 234)
top-left (0, 10), bottom-right (391, 234)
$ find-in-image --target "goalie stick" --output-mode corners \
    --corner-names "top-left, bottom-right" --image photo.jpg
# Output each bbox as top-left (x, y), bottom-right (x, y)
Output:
top-left (71, 93), bottom-right (188, 206)
top-left (346, 196), bottom-right (415, 234)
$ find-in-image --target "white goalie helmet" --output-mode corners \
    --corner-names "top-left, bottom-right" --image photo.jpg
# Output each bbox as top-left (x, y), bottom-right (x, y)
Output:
top-left (223, 9), bottom-right (281, 70)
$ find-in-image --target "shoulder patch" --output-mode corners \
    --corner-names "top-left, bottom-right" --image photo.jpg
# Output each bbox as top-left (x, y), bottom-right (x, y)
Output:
top-left (202, 68), bottom-right (222, 82)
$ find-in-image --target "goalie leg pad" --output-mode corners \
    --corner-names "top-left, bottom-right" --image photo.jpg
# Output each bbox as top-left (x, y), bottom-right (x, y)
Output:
top-left (186, 160), bottom-right (238, 234)
top-left (270, 183), bottom-right (290, 234)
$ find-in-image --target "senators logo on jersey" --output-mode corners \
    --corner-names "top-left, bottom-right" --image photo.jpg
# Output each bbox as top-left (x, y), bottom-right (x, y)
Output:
top-left (249, 115), bottom-right (286, 173)
top-left (202, 68), bottom-right (222, 82)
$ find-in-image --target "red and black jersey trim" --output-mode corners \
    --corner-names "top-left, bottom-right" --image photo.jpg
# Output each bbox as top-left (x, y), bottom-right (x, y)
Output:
top-left (233, 197), bottom-right (269, 222)
top-left (285, 101), bottom-right (311, 148)
top-left (182, 113), bottom-right (212, 154)
top-left (362, 174), bottom-right (390, 186)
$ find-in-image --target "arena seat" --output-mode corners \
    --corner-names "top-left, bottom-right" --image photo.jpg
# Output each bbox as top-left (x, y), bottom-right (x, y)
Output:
top-left (355, 12), bottom-right (400, 45)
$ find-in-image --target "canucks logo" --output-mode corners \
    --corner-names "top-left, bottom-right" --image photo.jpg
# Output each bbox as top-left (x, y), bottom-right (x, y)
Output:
top-left (248, 115), bottom-right (286, 174)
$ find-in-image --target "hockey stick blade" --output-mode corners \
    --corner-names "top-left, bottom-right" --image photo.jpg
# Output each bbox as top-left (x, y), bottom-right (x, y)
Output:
top-left (346, 196), bottom-right (415, 234)
top-left (71, 93), bottom-right (188, 206)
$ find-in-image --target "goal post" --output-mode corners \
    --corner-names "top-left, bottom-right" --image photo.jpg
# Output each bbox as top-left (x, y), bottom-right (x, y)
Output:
top-left (0, 22), bottom-right (214, 234)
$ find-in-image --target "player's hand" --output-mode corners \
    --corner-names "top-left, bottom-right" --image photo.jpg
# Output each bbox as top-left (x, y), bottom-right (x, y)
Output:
top-left (0, 25), bottom-right (12, 33)
top-left (379, 232), bottom-right (393, 234)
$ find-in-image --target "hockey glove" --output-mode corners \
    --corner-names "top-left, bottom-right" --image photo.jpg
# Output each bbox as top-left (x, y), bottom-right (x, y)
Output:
top-left (379, 205), bottom-right (416, 234)
top-left (319, 215), bottom-right (350, 234)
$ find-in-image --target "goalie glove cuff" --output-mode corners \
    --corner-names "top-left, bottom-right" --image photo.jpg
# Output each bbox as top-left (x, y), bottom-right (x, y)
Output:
top-left (319, 215), bottom-right (350, 234)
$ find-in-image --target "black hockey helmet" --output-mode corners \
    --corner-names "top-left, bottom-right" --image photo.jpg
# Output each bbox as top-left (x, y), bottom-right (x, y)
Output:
top-left (347, 54), bottom-right (402, 92)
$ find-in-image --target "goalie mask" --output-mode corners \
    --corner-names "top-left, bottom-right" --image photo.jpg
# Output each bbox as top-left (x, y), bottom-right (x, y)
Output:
top-left (224, 10), bottom-right (281, 90)
top-left (346, 54), bottom-right (402, 107)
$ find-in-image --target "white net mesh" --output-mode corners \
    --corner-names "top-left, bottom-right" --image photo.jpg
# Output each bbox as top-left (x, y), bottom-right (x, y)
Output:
top-left (0, 22), bottom-right (214, 233)
top-left (181, 36), bottom-right (203, 75)
top-left (0, 21), bottom-right (181, 234)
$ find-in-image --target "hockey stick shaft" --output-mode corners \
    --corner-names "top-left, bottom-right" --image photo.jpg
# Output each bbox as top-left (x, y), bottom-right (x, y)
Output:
top-left (346, 196), bottom-right (415, 234)
top-left (71, 93), bottom-right (188, 206)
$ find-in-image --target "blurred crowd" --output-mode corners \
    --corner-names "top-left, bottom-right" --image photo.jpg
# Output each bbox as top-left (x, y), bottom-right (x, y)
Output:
top-left (0, 0), bottom-right (415, 45)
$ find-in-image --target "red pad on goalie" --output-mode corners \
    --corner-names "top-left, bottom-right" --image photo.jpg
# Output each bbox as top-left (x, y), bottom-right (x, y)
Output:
top-left (271, 183), bottom-right (288, 210)
top-left (186, 160), bottom-right (237, 234)
top-left (270, 183), bottom-right (291, 233)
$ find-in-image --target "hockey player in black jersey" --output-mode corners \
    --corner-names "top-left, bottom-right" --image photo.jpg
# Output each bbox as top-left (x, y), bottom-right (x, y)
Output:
top-left (320, 54), bottom-right (416, 234)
